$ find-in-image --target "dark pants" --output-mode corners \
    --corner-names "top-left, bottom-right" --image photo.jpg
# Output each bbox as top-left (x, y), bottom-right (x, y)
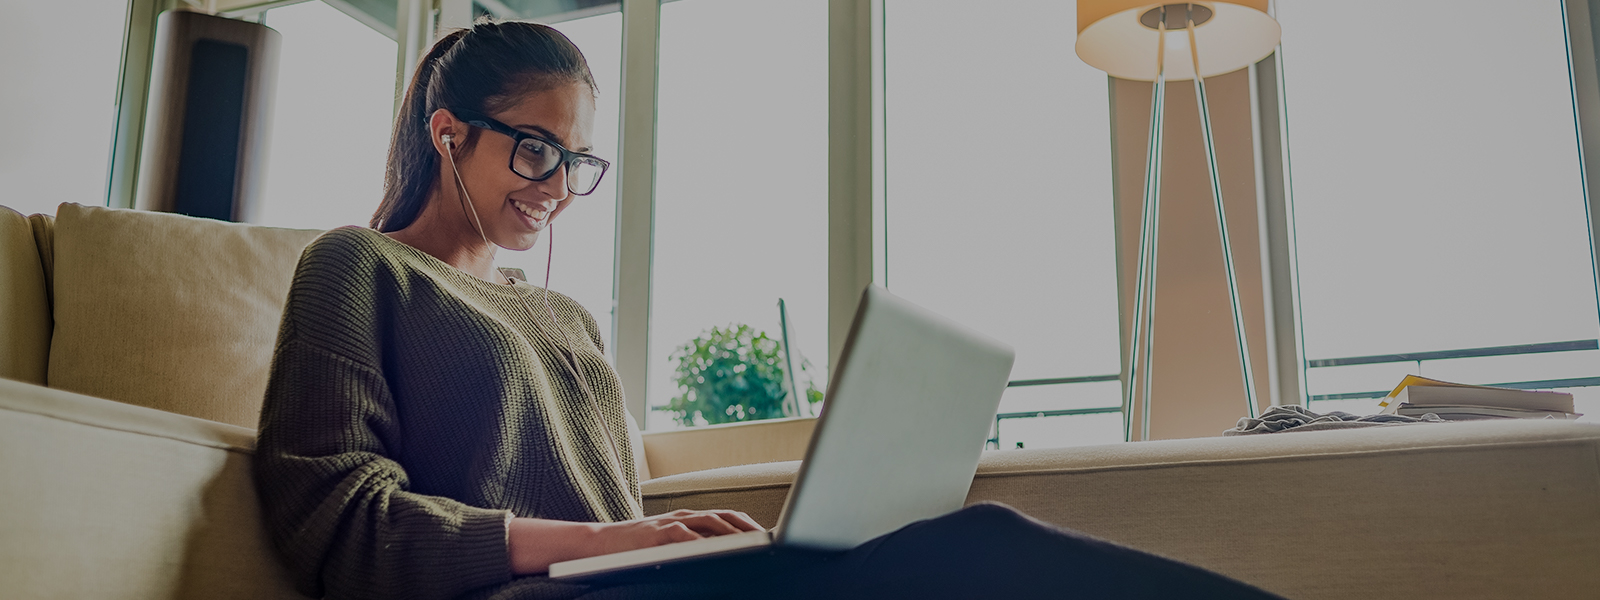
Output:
top-left (575, 503), bottom-right (1285, 600)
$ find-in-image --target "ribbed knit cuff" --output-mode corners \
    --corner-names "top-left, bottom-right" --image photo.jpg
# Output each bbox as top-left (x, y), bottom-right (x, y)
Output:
top-left (440, 507), bottom-right (515, 593)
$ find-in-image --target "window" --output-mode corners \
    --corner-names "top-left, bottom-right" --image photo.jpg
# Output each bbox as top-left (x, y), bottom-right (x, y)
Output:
top-left (251, 0), bottom-right (1600, 433)
top-left (646, 0), bottom-right (830, 429)
top-left (1276, 0), bottom-right (1600, 419)
top-left (0, 1), bottom-right (127, 216)
top-left (883, 0), bottom-right (1124, 448)
top-left (254, 0), bottom-right (397, 230)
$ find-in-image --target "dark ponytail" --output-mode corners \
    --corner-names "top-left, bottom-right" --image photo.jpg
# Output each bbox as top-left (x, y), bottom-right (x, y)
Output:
top-left (371, 18), bottom-right (597, 232)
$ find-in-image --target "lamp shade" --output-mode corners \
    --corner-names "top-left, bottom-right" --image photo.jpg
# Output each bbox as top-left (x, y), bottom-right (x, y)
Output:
top-left (1076, 1), bottom-right (1280, 81)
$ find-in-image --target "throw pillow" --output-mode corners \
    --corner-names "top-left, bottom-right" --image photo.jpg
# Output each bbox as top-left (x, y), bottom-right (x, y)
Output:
top-left (47, 203), bottom-right (323, 429)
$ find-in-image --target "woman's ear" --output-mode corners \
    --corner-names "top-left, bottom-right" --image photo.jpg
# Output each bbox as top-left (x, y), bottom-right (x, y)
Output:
top-left (427, 108), bottom-right (460, 157)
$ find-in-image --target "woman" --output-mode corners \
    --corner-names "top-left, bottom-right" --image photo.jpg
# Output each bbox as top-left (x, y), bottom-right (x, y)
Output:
top-left (253, 18), bottom-right (1284, 600)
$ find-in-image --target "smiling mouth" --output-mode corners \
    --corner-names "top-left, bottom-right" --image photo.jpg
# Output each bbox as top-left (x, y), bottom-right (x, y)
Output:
top-left (511, 200), bottom-right (548, 223)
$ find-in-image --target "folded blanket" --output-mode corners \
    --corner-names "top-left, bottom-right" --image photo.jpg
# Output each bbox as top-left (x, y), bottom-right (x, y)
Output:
top-left (1225, 404), bottom-right (1445, 436)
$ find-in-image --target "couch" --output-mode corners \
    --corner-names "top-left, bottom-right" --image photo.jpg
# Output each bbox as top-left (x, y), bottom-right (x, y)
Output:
top-left (3, 202), bottom-right (1598, 599)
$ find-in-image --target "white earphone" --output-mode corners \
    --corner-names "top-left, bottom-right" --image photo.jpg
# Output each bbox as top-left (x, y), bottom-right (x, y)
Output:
top-left (440, 133), bottom-right (455, 148)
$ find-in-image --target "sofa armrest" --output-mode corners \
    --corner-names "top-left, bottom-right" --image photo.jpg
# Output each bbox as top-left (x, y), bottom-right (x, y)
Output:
top-left (0, 377), bottom-right (308, 600)
top-left (642, 421), bottom-right (1600, 600)
top-left (641, 417), bottom-right (816, 479)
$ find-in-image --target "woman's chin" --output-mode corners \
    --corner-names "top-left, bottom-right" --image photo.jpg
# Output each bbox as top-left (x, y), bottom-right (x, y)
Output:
top-left (499, 232), bottom-right (542, 252)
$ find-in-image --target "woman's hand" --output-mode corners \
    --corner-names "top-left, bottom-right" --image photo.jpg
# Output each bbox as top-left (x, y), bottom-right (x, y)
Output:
top-left (589, 509), bottom-right (765, 556)
top-left (507, 509), bottom-right (764, 575)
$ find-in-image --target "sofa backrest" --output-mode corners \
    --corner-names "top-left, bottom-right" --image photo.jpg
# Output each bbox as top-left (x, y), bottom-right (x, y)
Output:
top-left (7, 204), bottom-right (654, 472)
top-left (6, 203), bottom-right (655, 479)
top-left (642, 416), bottom-right (816, 478)
top-left (46, 203), bottom-right (323, 429)
top-left (0, 206), bottom-right (52, 386)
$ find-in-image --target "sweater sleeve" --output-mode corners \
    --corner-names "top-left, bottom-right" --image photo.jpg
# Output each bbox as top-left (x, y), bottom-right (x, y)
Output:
top-left (253, 231), bottom-right (514, 600)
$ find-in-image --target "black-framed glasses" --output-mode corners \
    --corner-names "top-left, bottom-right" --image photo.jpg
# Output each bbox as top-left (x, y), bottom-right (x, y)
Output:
top-left (452, 109), bottom-right (610, 196)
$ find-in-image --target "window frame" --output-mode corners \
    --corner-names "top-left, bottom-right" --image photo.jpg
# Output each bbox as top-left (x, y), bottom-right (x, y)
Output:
top-left (102, 0), bottom-right (1600, 434)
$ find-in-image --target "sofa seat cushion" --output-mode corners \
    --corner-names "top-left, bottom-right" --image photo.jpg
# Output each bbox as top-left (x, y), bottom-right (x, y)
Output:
top-left (0, 206), bottom-right (51, 385)
top-left (641, 420), bottom-right (1600, 600)
top-left (46, 203), bottom-right (322, 429)
top-left (642, 459), bottom-right (799, 526)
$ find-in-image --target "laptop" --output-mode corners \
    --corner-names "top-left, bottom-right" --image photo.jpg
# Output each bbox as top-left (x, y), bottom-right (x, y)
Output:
top-left (549, 284), bottom-right (1016, 580)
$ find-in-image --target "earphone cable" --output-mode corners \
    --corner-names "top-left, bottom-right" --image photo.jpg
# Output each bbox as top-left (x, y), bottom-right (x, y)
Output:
top-left (445, 137), bottom-right (636, 515)
top-left (444, 137), bottom-right (493, 249)
top-left (538, 223), bottom-right (637, 515)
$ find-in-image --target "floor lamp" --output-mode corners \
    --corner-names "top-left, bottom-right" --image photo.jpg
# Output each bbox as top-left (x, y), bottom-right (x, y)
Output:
top-left (1075, 2), bottom-right (1281, 441)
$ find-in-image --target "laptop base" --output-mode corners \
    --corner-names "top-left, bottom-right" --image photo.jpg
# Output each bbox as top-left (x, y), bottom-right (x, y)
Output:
top-left (553, 543), bottom-right (840, 586)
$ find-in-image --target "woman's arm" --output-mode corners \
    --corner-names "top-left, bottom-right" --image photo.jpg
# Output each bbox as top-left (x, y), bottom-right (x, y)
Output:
top-left (508, 509), bottom-right (764, 574)
top-left (256, 334), bottom-right (517, 600)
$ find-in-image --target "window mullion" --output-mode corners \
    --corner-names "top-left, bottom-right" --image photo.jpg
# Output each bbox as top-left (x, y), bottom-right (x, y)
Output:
top-left (614, 0), bottom-right (661, 428)
top-left (1561, 0), bottom-right (1600, 337)
top-left (828, 0), bottom-right (879, 369)
top-left (106, 0), bottom-right (174, 209)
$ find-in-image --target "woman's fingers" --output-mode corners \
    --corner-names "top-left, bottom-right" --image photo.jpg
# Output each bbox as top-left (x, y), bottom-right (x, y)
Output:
top-left (638, 509), bottom-right (764, 542)
top-left (673, 512), bottom-right (744, 537)
top-left (657, 521), bottom-right (703, 544)
top-left (713, 510), bottom-right (764, 532)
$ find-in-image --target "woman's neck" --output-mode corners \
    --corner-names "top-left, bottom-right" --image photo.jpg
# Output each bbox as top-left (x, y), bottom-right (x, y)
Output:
top-left (383, 187), bottom-right (508, 285)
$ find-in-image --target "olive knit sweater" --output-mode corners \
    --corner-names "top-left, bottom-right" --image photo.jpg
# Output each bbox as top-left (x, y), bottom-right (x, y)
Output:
top-left (254, 227), bottom-right (642, 600)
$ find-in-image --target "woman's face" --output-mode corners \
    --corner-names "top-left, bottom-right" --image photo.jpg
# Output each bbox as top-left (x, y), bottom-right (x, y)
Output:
top-left (445, 82), bottom-right (596, 252)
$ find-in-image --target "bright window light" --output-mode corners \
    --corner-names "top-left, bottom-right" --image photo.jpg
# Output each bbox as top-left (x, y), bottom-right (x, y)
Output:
top-left (648, 0), bottom-right (830, 430)
top-left (254, 0), bottom-right (396, 230)
top-left (1277, 0), bottom-right (1600, 418)
top-left (0, 2), bottom-right (126, 216)
top-left (885, 0), bottom-right (1123, 449)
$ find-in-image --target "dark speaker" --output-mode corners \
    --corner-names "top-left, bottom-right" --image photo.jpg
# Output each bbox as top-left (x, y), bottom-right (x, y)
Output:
top-left (135, 10), bottom-right (279, 223)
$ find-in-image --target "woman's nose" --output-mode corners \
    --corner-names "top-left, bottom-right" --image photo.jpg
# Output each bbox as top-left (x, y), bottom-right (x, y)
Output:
top-left (541, 164), bottom-right (571, 201)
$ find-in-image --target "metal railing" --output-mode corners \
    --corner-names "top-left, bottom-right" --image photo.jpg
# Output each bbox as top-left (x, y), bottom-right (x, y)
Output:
top-left (988, 374), bottom-right (1120, 448)
top-left (1306, 339), bottom-right (1599, 401)
top-left (988, 339), bottom-right (1599, 448)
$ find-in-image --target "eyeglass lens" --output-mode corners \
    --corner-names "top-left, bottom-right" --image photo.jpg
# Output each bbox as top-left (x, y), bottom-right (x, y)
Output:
top-left (513, 138), bottom-right (605, 195)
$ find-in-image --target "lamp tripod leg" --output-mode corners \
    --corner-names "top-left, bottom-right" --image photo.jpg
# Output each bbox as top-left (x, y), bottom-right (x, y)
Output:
top-left (1139, 75), bottom-right (1164, 443)
top-left (1121, 99), bottom-right (1156, 442)
top-left (1122, 15), bottom-right (1168, 443)
top-left (1187, 13), bottom-right (1260, 419)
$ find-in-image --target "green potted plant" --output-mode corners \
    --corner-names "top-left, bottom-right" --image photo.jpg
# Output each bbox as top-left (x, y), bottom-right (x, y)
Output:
top-left (657, 324), bottom-right (823, 427)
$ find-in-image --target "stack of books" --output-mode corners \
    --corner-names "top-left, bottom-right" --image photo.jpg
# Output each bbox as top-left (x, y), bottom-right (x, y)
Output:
top-left (1378, 376), bottom-right (1581, 420)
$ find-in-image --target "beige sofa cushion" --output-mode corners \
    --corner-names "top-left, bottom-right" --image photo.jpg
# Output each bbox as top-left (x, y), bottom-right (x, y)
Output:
top-left (47, 203), bottom-right (322, 429)
top-left (0, 377), bottom-right (306, 599)
top-left (29, 213), bottom-right (55, 300)
top-left (0, 206), bottom-right (51, 385)
top-left (642, 420), bottom-right (1600, 600)
top-left (642, 416), bottom-right (816, 478)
